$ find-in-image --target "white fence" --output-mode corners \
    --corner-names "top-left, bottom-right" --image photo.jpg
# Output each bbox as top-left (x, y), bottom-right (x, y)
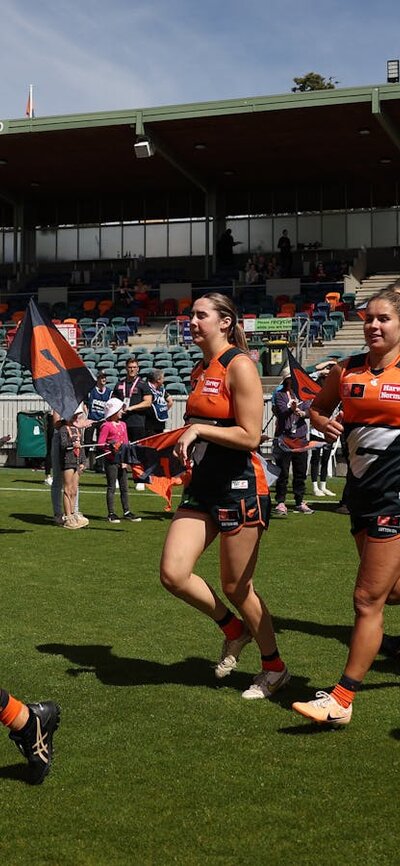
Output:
top-left (0, 395), bottom-right (274, 465)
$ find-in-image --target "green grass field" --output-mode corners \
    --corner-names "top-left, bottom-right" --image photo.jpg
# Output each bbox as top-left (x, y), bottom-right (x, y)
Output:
top-left (1, 468), bottom-right (399, 866)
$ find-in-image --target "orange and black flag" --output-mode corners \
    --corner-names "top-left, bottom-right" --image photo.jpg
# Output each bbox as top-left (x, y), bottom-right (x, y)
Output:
top-left (122, 427), bottom-right (192, 510)
top-left (286, 349), bottom-right (321, 402)
top-left (7, 298), bottom-right (95, 418)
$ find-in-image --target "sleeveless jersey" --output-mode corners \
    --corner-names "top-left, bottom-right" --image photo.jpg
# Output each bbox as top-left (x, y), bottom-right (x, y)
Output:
top-left (340, 351), bottom-right (400, 518)
top-left (185, 346), bottom-right (269, 498)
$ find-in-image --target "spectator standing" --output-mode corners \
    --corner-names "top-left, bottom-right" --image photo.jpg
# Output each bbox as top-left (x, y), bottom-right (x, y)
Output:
top-left (98, 397), bottom-right (141, 524)
top-left (85, 370), bottom-right (112, 471)
top-left (145, 369), bottom-right (174, 436)
top-left (277, 229), bottom-right (292, 277)
top-left (113, 356), bottom-right (152, 492)
top-left (58, 404), bottom-right (89, 529)
top-left (113, 357), bottom-right (152, 442)
top-left (273, 370), bottom-right (313, 515)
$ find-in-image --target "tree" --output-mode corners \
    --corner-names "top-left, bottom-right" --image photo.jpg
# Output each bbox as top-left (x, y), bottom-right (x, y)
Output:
top-left (292, 72), bottom-right (338, 92)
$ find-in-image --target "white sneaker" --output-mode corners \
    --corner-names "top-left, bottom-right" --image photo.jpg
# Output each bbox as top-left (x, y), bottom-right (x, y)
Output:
top-left (215, 625), bottom-right (252, 679)
top-left (321, 487), bottom-right (335, 497)
top-left (44, 476), bottom-right (53, 486)
top-left (292, 690), bottom-right (352, 726)
top-left (312, 486), bottom-right (325, 497)
top-left (136, 483), bottom-right (145, 491)
top-left (241, 665), bottom-right (290, 699)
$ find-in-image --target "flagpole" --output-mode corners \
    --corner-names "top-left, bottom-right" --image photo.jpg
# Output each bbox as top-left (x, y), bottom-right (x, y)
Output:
top-left (29, 84), bottom-right (33, 118)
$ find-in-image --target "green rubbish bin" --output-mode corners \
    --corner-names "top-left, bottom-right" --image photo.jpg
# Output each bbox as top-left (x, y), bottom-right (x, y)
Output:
top-left (261, 340), bottom-right (288, 376)
top-left (16, 411), bottom-right (48, 459)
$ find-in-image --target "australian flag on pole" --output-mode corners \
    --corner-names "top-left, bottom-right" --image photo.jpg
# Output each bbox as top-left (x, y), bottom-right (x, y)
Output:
top-left (7, 298), bottom-right (95, 418)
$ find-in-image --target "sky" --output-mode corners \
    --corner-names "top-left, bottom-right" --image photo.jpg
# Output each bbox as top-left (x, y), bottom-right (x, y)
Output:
top-left (1, 0), bottom-right (400, 120)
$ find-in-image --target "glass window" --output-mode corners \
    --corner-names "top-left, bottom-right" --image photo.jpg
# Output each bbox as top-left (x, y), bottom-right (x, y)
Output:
top-left (101, 225), bottom-right (122, 259)
top-left (145, 223), bottom-right (167, 258)
top-left (347, 212), bottom-right (371, 248)
top-left (123, 223), bottom-right (144, 258)
top-left (227, 219), bottom-right (248, 255)
top-left (372, 210), bottom-right (397, 247)
top-left (191, 220), bottom-right (212, 255)
top-left (249, 218), bottom-right (272, 253)
top-left (298, 215), bottom-right (322, 246)
top-left (58, 228), bottom-right (78, 261)
top-left (36, 229), bottom-right (56, 262)
top-left (78, 227), bottom-right (100, 260)
top-left (322, 214), bottom-right (346, 249)
top-left (168, 222), bottom-right (190, 257)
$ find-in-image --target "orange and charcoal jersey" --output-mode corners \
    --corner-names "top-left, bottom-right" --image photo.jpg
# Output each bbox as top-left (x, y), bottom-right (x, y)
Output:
top-left (183, 346), bottom-right (270, 531)
top-left (340, 351), bottom-right (400, 518)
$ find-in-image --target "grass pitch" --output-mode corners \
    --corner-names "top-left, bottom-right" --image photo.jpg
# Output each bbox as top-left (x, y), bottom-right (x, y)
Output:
top-left (0, 469), bottom-right (399, 866)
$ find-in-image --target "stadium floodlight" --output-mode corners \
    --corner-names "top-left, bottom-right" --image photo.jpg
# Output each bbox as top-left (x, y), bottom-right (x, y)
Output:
top-left (387, 60), bottom-right (400, 83)
top-left (134, 137), bottom-right (155, 159)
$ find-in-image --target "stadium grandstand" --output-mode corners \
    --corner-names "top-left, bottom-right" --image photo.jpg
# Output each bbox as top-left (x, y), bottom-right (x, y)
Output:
top-left (1, 81), bottom-right (400, 409)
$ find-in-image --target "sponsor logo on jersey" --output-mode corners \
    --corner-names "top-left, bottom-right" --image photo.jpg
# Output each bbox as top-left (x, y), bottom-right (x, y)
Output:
top-left (379, 383), bottom-right (400, 401)
top-left (231, 479), bottom-right (248, 489)
top-left (202, 377), bottom-right (222, 395)
top-left (342, 383), bottom-right (365, 397)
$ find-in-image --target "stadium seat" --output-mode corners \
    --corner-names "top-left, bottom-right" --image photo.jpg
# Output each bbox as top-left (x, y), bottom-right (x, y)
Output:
top-left (98, 299), bottom-right (113, 316)
top-left (18, 383), bottom-right (37, 394)
top-left (0, 383), bottom-right (19, 394)
top-left (329, 311), bottom-right (345, 329)
top-left (166, 383), bottom-right (188, 395)
top-left (82, 299), bottom-right (98, 313)
top-left (325, 292), bottom-right (341, 310)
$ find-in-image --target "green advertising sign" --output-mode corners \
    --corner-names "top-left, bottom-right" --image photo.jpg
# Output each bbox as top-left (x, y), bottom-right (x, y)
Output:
top-left (254, 317), bottom-right (292, 332)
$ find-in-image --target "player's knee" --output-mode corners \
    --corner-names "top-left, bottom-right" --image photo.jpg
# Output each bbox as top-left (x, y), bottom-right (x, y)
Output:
top-left (160, 564), bottom-right (184, 594)
top-left (353, 585), bottom-right (379, 615)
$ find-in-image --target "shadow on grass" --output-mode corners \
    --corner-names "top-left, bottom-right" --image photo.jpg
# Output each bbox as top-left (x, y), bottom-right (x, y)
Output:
top-left (389, 728), bottom-right (400, 740)
top-left (0, 762), bottom-right (32, 784)
top-left (10, 512), bottom-right (54, 526)
top-left (37, 643), bottom-right (248, 691)
top-left (0, 528), bottom-right (30, 534)
top-left (274, 615), bottom-right (351, 647)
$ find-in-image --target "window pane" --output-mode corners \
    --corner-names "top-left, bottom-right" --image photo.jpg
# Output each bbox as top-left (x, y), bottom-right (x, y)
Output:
top-left (123, 224), bottom-right (144, 258)
top-left (322, 214), bottom-right (346, 249)
top-left (227, 219), bottom-right (247, 254)
top-left (58, 228), bottom-right (78, 261)
top-left (168, 222), bottom-right (190, 257)
top-left (79, 227), bottom-right (100, 260)
top-left (145, 224), bottom-right (167, 258)
top-left (101, 225), bottom-right (122, 259)
top-left (372, 210), bottom-right (397, 247)
top-left (347, 212), bottom-right (371, 248)
top-left (249, 218), bottom-right (272, 253)
top-left (37, 229), bottom-right (56, 262)
top-left (298, 215), bottom-right (322, 246)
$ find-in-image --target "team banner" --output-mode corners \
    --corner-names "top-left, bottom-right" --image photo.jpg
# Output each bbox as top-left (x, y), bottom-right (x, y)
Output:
top-left (286, 349), bottom-right (321, 401)
top-left (122, 427), bottom-right (191, 510)
top-left (7, 298), bottom-right (95, 418)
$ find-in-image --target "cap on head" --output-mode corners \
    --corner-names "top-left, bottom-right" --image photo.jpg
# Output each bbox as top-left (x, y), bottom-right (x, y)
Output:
top-left (104, 398), bottom-right (124, 420)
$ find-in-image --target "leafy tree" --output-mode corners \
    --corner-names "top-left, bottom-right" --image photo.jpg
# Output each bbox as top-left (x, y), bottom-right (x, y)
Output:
top-left (292, 72), bottom-right (338, 92)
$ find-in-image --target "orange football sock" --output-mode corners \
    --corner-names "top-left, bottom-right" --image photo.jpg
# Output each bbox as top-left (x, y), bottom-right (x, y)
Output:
top-left (0, 695), bottom-right (25, 728)
top-left (331, 683), bottom-right (357, 709)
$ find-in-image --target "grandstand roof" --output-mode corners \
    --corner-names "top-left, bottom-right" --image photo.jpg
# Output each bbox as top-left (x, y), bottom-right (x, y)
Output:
top-left (1, 83), bottom-right (400, 224)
